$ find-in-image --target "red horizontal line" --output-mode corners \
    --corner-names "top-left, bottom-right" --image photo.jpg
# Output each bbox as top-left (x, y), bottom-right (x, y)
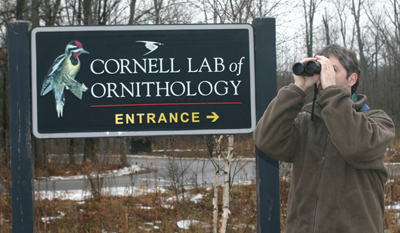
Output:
top-left (91, 102), bottom-right (243, 108)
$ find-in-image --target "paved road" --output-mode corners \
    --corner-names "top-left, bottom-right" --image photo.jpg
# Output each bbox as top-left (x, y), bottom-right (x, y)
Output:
top-left (35, 156), bottom-right (256, 192)
top-left (31, 158), bottom-right (400, 193)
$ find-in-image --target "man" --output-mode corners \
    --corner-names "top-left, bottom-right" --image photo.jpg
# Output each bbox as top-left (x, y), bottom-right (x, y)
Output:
top-left (253, 44), bottom-right (395, 233)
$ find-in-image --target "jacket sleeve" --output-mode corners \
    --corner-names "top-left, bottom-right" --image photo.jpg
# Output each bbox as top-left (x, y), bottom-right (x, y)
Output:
top-left (318, 85), bottom-right (395, 169)
top-left (253, 84), bottom-right (306, 162)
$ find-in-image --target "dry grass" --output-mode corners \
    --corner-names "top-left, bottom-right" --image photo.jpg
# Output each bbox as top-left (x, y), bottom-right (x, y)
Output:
top-left (0, 185), bottom-right (257, 232)
top-left (386, 134), bottom-right (400, 163)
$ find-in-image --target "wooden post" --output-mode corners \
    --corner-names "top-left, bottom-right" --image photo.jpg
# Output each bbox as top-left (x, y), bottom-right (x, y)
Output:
top-left (8, 21), bottom-right (35, 233)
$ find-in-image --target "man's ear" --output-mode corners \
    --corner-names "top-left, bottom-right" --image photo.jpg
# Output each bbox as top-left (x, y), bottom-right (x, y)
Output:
top-left (348, 73), bottom-right (358, 87)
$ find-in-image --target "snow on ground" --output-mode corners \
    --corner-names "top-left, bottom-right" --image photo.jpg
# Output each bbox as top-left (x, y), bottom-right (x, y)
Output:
top-left (177, 220), bottom-right (208, 230)
top-left (36, 186), bottom-right (168, 201)
top-left (388, 203), bottom-right (400, 210)
top-left (37, 164), bottom-right (145, 181)
top-left (166, 192), bottom-right (205, 204)
top-left (41, 211), bottom-right (66, 224)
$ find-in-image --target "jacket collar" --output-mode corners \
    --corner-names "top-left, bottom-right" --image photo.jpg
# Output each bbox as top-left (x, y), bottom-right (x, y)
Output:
top-left (302, 93), bottom-right (368, 119)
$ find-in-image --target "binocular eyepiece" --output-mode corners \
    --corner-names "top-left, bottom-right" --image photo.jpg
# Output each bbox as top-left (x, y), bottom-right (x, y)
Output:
top-left (292, 61), bottom-right (321, 76)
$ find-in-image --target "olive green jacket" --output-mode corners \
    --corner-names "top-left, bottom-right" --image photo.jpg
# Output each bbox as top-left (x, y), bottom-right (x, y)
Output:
top-left (253, 84), bottom-right (395, 233)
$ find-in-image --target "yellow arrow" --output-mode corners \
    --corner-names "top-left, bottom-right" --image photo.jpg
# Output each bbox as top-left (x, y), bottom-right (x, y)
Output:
top-left (206, 112), bottom-right (219, 122)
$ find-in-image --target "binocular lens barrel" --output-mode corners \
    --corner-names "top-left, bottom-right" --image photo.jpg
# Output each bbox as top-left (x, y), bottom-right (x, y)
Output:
top-left (292, 60), bottom-right (321, 76)
top-left (292, 62), bottom-right (305, 76)
top-left (305, 61), bottom-right (321, 74)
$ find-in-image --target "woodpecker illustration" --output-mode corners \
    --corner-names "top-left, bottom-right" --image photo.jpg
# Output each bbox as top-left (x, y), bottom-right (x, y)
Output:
top-left (40, 40), bottom-right (89, 118)
top-left (136, 41), bottom-right (163, 56)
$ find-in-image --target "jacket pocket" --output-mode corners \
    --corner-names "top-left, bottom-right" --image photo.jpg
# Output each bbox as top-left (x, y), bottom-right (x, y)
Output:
top-left (336, 189), bottom-right (381, 233)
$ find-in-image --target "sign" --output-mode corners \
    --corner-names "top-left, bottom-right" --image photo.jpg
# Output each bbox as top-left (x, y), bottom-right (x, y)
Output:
top-left (31, 24), bottom-right (255, 138)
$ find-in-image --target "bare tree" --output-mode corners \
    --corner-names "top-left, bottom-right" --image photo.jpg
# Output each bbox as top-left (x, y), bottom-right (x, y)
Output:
top-left (220, 135), bottom-right (234, 233)
top-left (64, 0), bottom-right (83, 25)
top-left (212, 135), bottom-right (222, 233)
top-left (322, 8), bottom-right (331, 45)
top-left (16, 0), bottom-right (28, 20)
top-left (42, 0), bottom-right (62, 26)
top-left (332, 0), bottom-right (349, 46)
top-left (209, 135), bottom-right (235, 233)
top-left (128, 0), bottom-right (137, 24)
top-left (350, 0), bottom-right (369, 94)
top-left (365, 0), bottom-right (400, 120)
top-left (119, 138), bottom-right (128, 167)
top-left (82, 0), bottom-right (92, 25)
top-left (68, 139), bottom-right (75, 165)
top-left (302, 0), bottom-right (321, 57)
top-left (31, 0), bottom-right (39, 26)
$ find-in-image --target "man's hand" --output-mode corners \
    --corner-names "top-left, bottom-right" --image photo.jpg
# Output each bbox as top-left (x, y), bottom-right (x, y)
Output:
top-left (294, 57), bottom-right (319, 92)
top-left (315, 55), bottom-right (336, 90)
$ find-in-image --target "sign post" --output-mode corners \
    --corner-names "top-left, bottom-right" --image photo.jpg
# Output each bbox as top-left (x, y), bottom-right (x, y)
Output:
top-left (8, 21), bottom-right (36, 232)
top-left (253, 18), bottom-right (281, 233)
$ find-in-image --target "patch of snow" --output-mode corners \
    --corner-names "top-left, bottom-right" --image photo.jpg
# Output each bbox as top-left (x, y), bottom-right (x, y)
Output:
top-left (127, 154), bottom-right (255, 162)
top-left (232, 180), bottom-right (253, 186)
top-left (190, 193), bottom-right (204, 203)
top-left (161, 204), bottom-right (174, 209)
top-left (41, 211), bottom-right (66, 223)
top-left (37, 164), bottom-right (145, 181)
top-left (387, 203), bottom-right (400, 210)
top-left (166, 192), bottom-right (204, 204)
top-left (177, 220), bottom-right (207, 229)
top-left (36, 186), bottom-right (168, 201)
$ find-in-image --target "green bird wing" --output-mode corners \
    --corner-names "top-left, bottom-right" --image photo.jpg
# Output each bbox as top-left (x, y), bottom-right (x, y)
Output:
top-left (40, 76), bottom-right (53, 96)
top-left (41, 54), bottom-right (67, 96)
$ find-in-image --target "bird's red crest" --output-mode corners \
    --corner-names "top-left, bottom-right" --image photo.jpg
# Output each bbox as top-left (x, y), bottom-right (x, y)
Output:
top-left (75, 41), bottom-right (83, 48)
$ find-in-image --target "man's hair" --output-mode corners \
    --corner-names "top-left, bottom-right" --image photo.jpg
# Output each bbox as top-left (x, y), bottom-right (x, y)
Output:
top-left (315, 44), bottom-right (360, 94)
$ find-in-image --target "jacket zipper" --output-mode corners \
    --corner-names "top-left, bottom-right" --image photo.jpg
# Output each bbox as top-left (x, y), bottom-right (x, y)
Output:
top-left (312, 134), bottom-right (330, 233)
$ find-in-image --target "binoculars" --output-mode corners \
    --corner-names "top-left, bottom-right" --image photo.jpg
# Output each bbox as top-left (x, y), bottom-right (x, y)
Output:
top-left (292, 61), bottom-right (321, 76)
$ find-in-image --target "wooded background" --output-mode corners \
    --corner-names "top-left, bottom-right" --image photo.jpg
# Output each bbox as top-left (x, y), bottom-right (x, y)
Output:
top-left (0, 0), bottom-right (399, 170)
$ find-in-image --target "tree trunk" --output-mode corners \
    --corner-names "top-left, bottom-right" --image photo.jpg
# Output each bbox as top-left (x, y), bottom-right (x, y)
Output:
top-left (68, 139), bottom-right (75, 165)
top-left (81, 0), bottom-right (98, 165)
top-left (33, 138), bottom-right (45, 169)
top-left (213, 154), bottom-right (220, 233)
top-left (220, 135), bottom-right (234, 233)
top-left (351, 0), bottom-right (368, 95)
top-left (84, 138), bottom-right (98, 163)
top-left (128, 0), bottom-right (137, 24)
top-left (212, 135), bottom-right (223, 233)
top-left (31, 0), bottom-right (40, 26)
top-left (303, 0), bottom-right (320, 57)
top-left (322, 10), bottom-right (330, 45)
top-left (83, 0), bottom-right (93, 25)
top-left (153, 0), bottom-right (163, 24)
top-left (1, 60), bottom-right (9, 164)
top-left (203, 135), bottom-right (215, 157)
top-left (16, 0), bottom-right (28, 20)
top-left (120, 138), bottom-right (128, 167)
